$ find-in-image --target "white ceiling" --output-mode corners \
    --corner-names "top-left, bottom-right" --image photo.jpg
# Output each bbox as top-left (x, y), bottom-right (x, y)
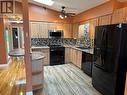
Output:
top-left (29, 0), bottom-right (110, 14)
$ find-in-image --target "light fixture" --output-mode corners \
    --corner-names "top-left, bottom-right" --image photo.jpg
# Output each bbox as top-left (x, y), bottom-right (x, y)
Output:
top-left (59, 14), bottom-right (67, 19)
top-left (59, 14), bottom-right (64, 19)
top-left (33, 0), bottom-right (54, 6)
top-left (64, 15), bottom-right (67, 18)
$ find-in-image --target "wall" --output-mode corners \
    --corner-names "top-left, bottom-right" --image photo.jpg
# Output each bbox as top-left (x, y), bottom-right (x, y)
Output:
top-left (72, 0), bottom-right (122, 23)
top-left (15, 2), bottom-right (73, 38)
top-left (119, 1), bottom-right (127, 8)
top-left (15, 2), bottom-right (73, 24)
top-left (0, 17), bottom-right (7, 64)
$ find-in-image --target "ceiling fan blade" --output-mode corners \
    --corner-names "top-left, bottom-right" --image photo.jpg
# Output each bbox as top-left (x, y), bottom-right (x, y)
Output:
top-left (67, 13), bottom-right (76, 16)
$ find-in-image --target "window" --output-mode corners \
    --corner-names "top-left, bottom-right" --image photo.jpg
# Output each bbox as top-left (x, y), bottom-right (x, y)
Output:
top-left (5, 30), bottom-right (10, 53)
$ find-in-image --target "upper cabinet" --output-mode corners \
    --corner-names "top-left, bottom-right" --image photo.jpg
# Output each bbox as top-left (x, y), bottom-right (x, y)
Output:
top-left (89, 18), bottom-right (98, 40)
top-left (99, 15), bottom-right (111, 25)
top-left (30, 22), bottom-right (55, 38)
top-left (72, 23), bottom-right (79, 38)
top-left (112, 8), bottom-right (126, 24)
top-left (56, 23), bottom-right (73, 38)
top-left (30, 21), bottom-right (72, 38)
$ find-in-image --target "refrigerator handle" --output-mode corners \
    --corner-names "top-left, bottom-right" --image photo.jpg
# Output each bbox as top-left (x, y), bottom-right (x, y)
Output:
top-left (94, 63), bottom-right (104, 70)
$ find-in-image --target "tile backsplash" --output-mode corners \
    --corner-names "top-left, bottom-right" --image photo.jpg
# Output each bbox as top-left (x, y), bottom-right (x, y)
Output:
top-left (31, 38), bottom-right (77, 46)
top-left (31, 38), bottom-right (94, 48)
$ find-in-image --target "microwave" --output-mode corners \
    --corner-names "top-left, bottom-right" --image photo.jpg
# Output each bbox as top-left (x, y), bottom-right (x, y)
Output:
top-left (48, 30), bottom-right (63, 38)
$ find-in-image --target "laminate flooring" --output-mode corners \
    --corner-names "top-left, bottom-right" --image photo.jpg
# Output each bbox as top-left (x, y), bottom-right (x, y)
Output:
top-left (34, 64), bottom-right (102, 95)
top-left (0, 60), bottom-right (101, 95)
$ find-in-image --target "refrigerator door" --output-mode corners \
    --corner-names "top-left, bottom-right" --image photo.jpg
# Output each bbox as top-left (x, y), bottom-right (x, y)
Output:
top-left (104, 25), bottom-right (121, 73)
top-left (94, 25), bottom-right (121, 73)
top-left (92, 24), bottom-right (126, 95)
top-left (94, 26), bottom-right (107, 70)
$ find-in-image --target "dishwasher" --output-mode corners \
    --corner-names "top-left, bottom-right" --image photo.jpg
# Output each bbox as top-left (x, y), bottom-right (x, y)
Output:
top-left (81, 52), bottom-right (93, 77)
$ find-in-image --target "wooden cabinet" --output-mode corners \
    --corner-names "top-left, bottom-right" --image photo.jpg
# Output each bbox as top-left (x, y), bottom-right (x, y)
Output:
top-left (65, 47), bottom-right (82, 68)
top-left (65, 47), bottom-right (71, 63)
top-left (30, 21), bottom-right (73, 38)
top-left (112, 8), bottom-right (126, 24)
top-left (99, 15), bottom-right (111, 25)
top-left (30, 22), bottom-right (40, 38)
top-left (76, 50), bottom-right (82, 68)
top-left (89, 18), bottom-right (98, 40)
top-left (72, 23), bottom-right (79, 38)
top-left (72, 48), bottom-right (82, 68)
top-left (56, 23), bottom-right (73, 38)
top-left (30, 22), bottom-right (48, 38)
top-left (32, 48), bottom-right (50, 65)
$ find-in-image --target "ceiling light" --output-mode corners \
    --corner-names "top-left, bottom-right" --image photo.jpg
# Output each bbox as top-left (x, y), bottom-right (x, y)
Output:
top-left (59, 14), bottom-right (67, 19)
top-left (59, 14), bottom-right (64, 19)
top-left (33, 0), bottom-right (54, 6)
top-left (64, 15), bottom-right (67, 18)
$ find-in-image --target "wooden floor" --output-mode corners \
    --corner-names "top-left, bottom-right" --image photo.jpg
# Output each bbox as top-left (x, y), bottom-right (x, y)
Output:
top-left (34, 64), bottom-right (101, 95)
top-left (0, 59), bottom-right (26, 95)
top-left (0, 61), bottom-right (101, 95)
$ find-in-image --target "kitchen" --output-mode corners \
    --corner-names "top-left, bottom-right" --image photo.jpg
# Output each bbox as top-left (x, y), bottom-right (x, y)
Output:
top-left (0, 0), bottom-right (127, 95)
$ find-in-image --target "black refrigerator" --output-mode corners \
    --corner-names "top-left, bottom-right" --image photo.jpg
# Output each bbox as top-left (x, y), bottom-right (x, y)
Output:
top-left (92, 24), bottom-right (127, 95)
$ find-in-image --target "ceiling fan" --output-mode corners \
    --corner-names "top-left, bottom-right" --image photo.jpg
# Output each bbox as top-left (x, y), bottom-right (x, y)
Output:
top-left (59, 6), bottom-right (76, 19)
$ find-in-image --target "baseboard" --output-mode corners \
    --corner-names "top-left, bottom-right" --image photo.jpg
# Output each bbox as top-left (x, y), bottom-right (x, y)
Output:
top-left (0, 59), bottom-right (11, 69)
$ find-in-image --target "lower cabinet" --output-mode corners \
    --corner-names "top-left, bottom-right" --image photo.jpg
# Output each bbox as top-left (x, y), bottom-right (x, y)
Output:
top-left (65, 47), bottom-right (82, 68)
top-left (65, 47), bottom-right (71, 63)
top-left (32, 48), bottom-right (50, 65)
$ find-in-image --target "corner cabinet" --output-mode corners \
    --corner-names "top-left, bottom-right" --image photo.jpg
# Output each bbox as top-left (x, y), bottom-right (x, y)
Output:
top-left (65, 47), bottom-right (82, 68)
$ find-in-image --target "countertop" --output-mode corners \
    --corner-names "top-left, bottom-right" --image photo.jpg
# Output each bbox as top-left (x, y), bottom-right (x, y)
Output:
top-left (9, 49), bottom-right (45, 60)
top-left (71, 47), bottom-right (94, 54)
top-left (9, 48), bottom-right (25, 57)
top-left (31, 46), bottom-right (49, 49)
top-left (64, 45), bottom-right (94, 54)
top-left (31, 45), bottom-right (94, 54)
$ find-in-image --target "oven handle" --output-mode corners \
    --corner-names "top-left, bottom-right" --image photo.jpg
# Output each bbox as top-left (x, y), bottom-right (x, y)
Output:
top-left (51, 50), bottom-right (55, 51)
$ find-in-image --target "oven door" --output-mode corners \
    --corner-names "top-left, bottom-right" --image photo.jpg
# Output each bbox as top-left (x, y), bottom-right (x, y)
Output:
top-left (50, 47), bottom-right (65, 65)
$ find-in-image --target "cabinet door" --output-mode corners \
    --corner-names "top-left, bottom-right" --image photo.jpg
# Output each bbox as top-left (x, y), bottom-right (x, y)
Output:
top-left (89, 18), bottom-right (98, 40)
top-left (99, 15), bottom-right (111, 25)
top-left (41, 48), bottom-right (50, 65)
top-left (73, 49), bottom-right (77, 65)
top-left (76, 50), bottom-right (82, 68)
top-left (70, 48), bottom-right (73, 63)
top-left (72, 23), bottom-right (79, 38)
top-left (56, 23), bottom-right (72, 38)
top-left (39, 22), bottom-right (48, 38)
top-left (65, 47), bottom-right (70, 63)
top-left (30, 22), bottom-right (40, 38)
top-left (112, 8), bottom-right (126, 24)
top-left (30, 22), bottom-right (50, 38)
